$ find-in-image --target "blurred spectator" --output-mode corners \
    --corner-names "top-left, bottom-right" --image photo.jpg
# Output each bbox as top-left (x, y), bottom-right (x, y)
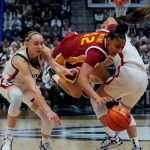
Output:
top-left (23, 16), bottom-right (33, 31)
top-left (44, 37), bottom-right (55, 50)
top-left (51, 26), bottom-right (61, 40)
top-left (22, 1), bottom-right (32, 16)
top-left (61, 0), bottom-right (70, 19)
top-left (42, 6), bottom-right (52, 22)
top-left (13, 8), bottom-right (22, 19)
top-left (51, 15), bottom-right (62, 28)
top-left (3, 8), bottom-right (12, 21)
top-left (40, 22), bottom-right (51, 37)
top-left (61, 18), bottom-right (71, 37)
top-left (61, 23), bottom-right (71, 38)
top-left (33, 21), bottom-right (41, 32)
top-left (8, 37), bottom-right (22, 58)
top-left (94, 9), bottom-right (104, 23)
top-left (53, 37), bottom-right (61, 47)
top-left (11, 16), bottom-right (22, 37)
top-left (3, 14), bottom-right (12, 31)
top-left (136, 30), bottom-right (148, 44)
top-left (4, 0), bottom-right (15, 4)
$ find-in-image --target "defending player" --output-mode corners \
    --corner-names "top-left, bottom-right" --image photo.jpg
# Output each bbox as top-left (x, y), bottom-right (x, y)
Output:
top-left (91, 17), bottom-right (148, 150)
top-left (0, 31), bottom-right (78, 150)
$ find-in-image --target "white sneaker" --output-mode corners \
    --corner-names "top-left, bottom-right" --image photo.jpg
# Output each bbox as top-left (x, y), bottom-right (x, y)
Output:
top-left (0, 137), bottom-right (13, 150)
top-left (39, 141), bottom-right (54, 150)
top-left (97, 134), bottom-right (122, 150)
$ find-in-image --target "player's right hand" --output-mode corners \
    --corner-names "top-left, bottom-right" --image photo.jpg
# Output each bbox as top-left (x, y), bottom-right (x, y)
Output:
top-left (46, 110), bottom-right (61, 127)
top-left (101, 17), bottom-right (118, 29)
top-left (95, 96), bottom-right (112, 106)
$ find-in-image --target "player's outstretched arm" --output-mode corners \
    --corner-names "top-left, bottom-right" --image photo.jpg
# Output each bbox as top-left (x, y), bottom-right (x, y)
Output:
top-left (42, 45), bottom-right (79, 76)
top-left (78, 62), bottom-right (112, 105)
top-left (12, 55), bottom-right (61, 126)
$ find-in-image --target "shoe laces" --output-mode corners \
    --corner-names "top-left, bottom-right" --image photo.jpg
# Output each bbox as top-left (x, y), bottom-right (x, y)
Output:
top-left (42, 142), bottom-right (53, 150)
top-left (4, 135), bottom-right (13, 142)
top-left (101, 134), bottom-right (118, 147)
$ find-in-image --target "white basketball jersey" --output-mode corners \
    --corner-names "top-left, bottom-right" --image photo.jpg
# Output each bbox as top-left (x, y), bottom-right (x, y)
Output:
top-left (2, 47), bottom-right (44, 88)
top-left (112, 35), bottom-right (146, 72)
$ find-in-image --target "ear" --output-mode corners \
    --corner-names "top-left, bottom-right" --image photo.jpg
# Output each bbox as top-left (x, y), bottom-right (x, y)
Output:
top-left (24, 41), bottom-right (28, 47)
top-left (107, 37), bottom-right (111, 44)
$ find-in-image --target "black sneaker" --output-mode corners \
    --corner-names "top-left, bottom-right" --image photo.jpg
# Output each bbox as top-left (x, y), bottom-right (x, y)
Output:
top-left (48, 67), bottom-right (56, 83)
top-left (97, 134), bottom-right (122, 150)
top-left (132, 147), bottom-right (142, 150)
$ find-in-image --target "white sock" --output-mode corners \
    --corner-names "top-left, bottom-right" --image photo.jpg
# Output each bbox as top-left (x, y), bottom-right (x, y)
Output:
top-left (6, 127), bottom-right (14, 139)
top-left (104, 127), bottom-right (116, 137)
top-left (131, 137), bottom-right (140, 148)
top-left (52, 74), bottom-right (60, 84)
top-left (42, 137), bottom-right (49, 145)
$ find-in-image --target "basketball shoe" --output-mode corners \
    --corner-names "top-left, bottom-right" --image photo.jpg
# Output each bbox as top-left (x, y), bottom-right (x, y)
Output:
top-left (0, 136), bottom-right (13, 150)
top-left (48, 67), bottom-right (56, 83)
top-left (132, 147), bottom-right (142, 150)
top-left (39, 141), bottom-right (54, 150)
top-left (97, 134), bottom-right (122, 150)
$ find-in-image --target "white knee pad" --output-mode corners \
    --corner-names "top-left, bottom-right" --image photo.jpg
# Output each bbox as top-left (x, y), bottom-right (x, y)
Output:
top-left (8, 88), bottom-right (23, 116)
top-left (129, 115), bottom-right (136, 126)
top-left (90, 99), bottom-right (108, 118)
top-left (36, 109), bottom-right (53, 135)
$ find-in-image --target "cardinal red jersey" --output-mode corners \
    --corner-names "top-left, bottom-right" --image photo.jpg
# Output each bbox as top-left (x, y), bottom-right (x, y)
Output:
top-left (52, 30), bottom-right (109, 82)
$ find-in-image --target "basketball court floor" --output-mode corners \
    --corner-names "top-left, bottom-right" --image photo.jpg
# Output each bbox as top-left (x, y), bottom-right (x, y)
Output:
top-left (0, 109), bottom-right (150, 150)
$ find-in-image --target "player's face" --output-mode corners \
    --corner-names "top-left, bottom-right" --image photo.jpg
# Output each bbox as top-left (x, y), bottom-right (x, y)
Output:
top-left (107, 38), bottom-right (125, 57)
top-left (27, 34), bottom-right (44, 56)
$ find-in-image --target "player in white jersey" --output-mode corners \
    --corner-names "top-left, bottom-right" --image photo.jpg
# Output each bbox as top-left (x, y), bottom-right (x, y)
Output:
top-left (0, 31), bottom-right (78, 150)
top-left (90, 18), bottom-right (148, 150)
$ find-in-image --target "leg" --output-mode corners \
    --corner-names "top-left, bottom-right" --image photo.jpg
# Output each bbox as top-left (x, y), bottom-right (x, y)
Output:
top-left (94, 87), bottom-right (145, 150)
top-left (91, 99), bottom-right (122, 150)
top-left (1, 86), bottom-right (23, 150)
top-left (58, 78), bottom-right (82, 98)
top-left (35, 108), bottom-right (54, 150)
top-left (90, 63), bottom-right (111, 84)
top-left (90, 72), bottom-right (127, 149)
top-left (92, 66), bottom-right (148, 150)
top-left (120, 94), bottom-right (145, 150)
top-left (52, 63), bottom-right (111, 98)
top-left (22, 91), bottom-right (54, 150)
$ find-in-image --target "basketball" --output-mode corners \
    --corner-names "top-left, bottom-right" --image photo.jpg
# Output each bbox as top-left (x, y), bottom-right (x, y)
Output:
top-left (106, 106), bottom-right (131, 131)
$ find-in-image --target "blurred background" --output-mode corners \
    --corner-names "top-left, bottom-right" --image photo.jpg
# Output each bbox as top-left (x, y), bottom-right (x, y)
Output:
top-left (0, 0), bottom-right (150, 117)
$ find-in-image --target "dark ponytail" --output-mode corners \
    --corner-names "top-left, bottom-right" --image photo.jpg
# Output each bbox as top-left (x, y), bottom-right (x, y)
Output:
top-left (108, 23), bottom-right (128, 40)
top-left (117, 7), bottom-right (150, 24)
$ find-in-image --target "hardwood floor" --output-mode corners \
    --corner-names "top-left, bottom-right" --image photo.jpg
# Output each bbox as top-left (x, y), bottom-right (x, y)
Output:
top-left (0, 111), bottom-right (150, 150)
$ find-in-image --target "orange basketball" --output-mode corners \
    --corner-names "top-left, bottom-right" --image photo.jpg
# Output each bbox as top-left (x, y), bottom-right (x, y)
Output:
top-left (106, 106), bottom-right (131, 131)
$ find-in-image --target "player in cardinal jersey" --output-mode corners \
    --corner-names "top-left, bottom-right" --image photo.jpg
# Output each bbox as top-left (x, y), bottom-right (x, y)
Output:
top-left (51, 22), bottom-right (128, 104)
top-left (90, 17), bottom-right (148, 150)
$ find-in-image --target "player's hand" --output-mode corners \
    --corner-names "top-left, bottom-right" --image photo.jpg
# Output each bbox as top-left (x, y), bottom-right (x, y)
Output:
top-left (60, 67), bottom-right (79, 76)
top-left (46, 110), bottom-right (61, 127)
top-left (95, 96), bottom-right (112, 106)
